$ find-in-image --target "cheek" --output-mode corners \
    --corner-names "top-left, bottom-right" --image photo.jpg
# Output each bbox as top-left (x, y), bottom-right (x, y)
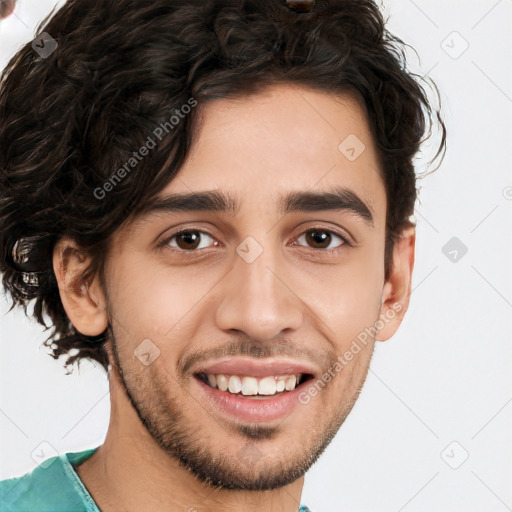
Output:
top-left (302, 245), bottom-right (385, 349)
top-left (106, 254), bottom-right (211, 343)
top-left (320, 288), bottom-right (381, 353)
top-left (107, 229), bottom-right (385, 353)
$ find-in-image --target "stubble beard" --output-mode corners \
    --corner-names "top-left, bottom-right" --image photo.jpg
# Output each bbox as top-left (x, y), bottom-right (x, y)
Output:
top-left (108, 324), bottom-right (373, 491)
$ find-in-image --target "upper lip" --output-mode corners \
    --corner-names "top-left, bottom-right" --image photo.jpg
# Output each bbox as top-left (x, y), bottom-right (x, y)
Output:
top-left (193, 357), bottom-right (318, 378)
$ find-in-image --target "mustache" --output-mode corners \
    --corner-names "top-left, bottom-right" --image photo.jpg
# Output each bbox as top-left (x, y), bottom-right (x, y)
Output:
top-left (178, 337), bottom-right (336, 376)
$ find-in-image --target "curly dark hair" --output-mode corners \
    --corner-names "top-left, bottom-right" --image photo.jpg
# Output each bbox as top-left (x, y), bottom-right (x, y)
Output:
top-left (0, 0), bottom-right (446, 372)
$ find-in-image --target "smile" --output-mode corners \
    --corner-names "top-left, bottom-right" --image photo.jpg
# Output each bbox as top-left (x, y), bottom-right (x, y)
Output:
top-left (196, 372), bottom-right (311, 397)
top-left (193, 370), bottom-right (315, 422)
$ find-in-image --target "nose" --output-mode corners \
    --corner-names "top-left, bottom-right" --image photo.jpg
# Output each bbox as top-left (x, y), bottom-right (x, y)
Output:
top-left (215, 240), bottom-right (304, 341)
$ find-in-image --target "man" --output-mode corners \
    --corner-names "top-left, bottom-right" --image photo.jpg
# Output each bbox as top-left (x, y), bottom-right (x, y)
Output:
top-left (0, 0), bottom-right (446, 510)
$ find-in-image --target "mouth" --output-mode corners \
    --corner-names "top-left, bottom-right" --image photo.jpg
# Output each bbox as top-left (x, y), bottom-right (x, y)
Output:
top-left (191, 358), bottom-right (318, 423)
top-left (194, 372), bottom-right (314, 399)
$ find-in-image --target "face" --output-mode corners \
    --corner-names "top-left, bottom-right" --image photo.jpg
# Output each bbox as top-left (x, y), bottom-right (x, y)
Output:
top-left (73, 83), bottom-right (406, 490)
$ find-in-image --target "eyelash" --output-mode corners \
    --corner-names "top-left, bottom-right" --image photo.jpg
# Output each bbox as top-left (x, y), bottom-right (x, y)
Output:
top-left (159, 227), bottom-right (352, 255)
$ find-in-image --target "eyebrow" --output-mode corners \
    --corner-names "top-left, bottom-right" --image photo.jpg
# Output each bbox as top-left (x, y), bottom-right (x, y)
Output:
top-left (139, 186), bottom-right (374, 226)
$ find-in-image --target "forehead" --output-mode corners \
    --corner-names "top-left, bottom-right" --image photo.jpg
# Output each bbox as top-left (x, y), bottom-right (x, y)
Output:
top-left (173, 83), bottom-right (383, 207)
top-left (128, 83), bottom-right (386, 234)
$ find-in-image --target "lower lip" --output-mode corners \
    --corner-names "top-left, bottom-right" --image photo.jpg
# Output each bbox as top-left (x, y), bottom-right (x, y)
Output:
top-left (194, 376), bottom-right (309, 423)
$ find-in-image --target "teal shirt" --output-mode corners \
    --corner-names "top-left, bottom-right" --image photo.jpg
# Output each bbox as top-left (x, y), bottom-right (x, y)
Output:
top-left (0, 447), bottom-right (312, 511)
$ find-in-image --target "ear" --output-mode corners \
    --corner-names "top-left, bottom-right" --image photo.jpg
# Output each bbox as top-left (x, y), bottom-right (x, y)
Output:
top-left (375, 225), bottom-right (415, 342)
top-left (52, 236), bottom-right (108, 336)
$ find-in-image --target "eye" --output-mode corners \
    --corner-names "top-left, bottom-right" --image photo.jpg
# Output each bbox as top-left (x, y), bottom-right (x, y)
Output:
top-left (293, 228), bottom-right (350, 252)
top-left (160, 227), bottom-right (350, 254)
top-left (164, 229), bottom-right (218, 251)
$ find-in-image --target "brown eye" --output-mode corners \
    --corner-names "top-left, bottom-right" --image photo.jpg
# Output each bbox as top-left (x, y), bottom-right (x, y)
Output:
top-left (167, 230), bottom-right (215, 251)
top-left (306, 230), bottom-right (331, 249)
top-left (296, 229), bottom-right (347, 251)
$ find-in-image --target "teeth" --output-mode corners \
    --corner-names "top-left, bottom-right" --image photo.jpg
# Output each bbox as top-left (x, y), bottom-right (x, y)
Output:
top-left (228, 375), bottom-right (242, 394)
top-left (217, 374), bottom-right (229, 392)
top-left (201, 373), bottom-right (304, 396)
top-left (285, 375), bottom-right (297, 391)
top-left (258, 376), bottom-right (277, 395)
top-left (241, 376), bottom-right (258, 395)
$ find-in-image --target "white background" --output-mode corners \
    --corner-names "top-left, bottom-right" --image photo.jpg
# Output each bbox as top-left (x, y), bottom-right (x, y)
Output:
top-left (1, 1), bottom-right (511, 511)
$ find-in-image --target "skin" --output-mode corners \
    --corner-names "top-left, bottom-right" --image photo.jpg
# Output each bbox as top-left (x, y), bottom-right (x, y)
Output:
top-left (53, 83), bottom-right (415, 512)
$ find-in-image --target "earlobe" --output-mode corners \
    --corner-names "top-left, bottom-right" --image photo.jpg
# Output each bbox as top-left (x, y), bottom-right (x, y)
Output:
top-left (53, 237), bottom-right (108, 337)
top-left (375, 225), bottom-right (415, 342)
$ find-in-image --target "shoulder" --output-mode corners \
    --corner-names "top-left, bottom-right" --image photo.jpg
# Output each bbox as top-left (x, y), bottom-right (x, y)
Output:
top-left (0, 448), bottom-right (99, 512)
top-left (0, 455), bottom-right (68, 512)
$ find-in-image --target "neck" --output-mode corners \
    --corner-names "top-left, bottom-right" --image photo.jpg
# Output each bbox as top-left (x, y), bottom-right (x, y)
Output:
top-left (75, 369), bottom-right (305, 512)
